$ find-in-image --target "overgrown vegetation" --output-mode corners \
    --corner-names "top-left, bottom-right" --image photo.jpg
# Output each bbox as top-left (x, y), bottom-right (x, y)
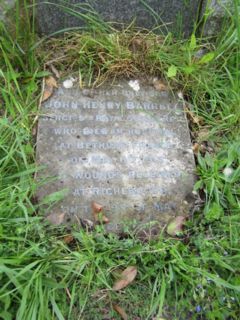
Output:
top-left (0, 1), bottom-right (239, 319)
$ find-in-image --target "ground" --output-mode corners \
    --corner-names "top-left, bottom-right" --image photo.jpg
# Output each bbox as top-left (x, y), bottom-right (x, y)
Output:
top-left (0, 1), bottom-right (239, 320)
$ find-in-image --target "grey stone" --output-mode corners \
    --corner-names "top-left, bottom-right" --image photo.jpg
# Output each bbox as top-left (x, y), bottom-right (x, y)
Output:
top-left (36, 0), bottom-right (201, 37)
top-left (36, 80), bottom-right (196, 232)
top-left (202, 0), bottom-right (233, 36)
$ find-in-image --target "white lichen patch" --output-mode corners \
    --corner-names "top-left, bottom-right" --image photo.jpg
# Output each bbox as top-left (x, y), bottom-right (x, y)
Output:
top-left (63, 78), bottom-right (76, 89)
top-left (128, 80), bottom-right (140, 92)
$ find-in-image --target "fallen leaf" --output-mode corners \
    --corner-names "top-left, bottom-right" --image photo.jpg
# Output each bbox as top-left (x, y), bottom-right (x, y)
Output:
top-left (184, 108), bottom-right (204, 126)
top-left (46, 212), bottom-right (65, 225)
top-left (153, 79), bottom-right (168, 91)
top-left (49, 64), bottom-right (60, 79)
top-left (113, 304), bottom-right (128, 320)
top-left (192, 143), bottom-right (200, 154)
top-left (167, 216), bottom-right (186, 236)
top-left (45, 75), bottom-right (58, 88)
top-left (91, 201), bottom-right (109, 224)
top-left (192, 142), bottom-right (207, 155)
top-left (63, 234), bottom-right (74, 244)
top-left (41, 87), bottom-right (52, 102)
top-left (41, 76), bottom-right (58, 102)
top-left (92, 201), bottom-right (103, 213)
top-left (112, 266), bottom-right (137, 291)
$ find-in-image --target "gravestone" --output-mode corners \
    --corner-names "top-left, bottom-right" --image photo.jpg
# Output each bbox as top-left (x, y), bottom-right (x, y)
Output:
top-left (36, 0), bottom-right (202, 37)
top-left (37, 80), bottom-right (196, 232)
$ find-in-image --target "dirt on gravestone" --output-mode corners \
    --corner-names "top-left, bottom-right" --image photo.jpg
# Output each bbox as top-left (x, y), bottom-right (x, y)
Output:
top-left (36, 79), bottom-right (196, 235)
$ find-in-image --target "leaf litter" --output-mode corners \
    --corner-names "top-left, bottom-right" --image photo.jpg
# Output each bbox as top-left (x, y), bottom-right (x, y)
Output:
top-left (63, 234), bottom-right (74, 244)
top-left (112, 266), bottom-right (137, 291)
top-left (113, 304), bottom-right (128, 320)
top-left (41, 76), bottom-right (58, 102)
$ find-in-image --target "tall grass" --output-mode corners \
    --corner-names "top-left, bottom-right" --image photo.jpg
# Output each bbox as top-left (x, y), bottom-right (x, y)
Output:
top-left (0, 0), bottom-right (239, 319)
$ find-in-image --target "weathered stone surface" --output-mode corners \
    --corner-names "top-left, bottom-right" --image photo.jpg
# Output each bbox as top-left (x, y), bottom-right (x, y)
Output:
top-left (202, 0), bottom-right (233, 36)
top-left (36, 80), bottom-right (196, 232)
top-left (36, 0), bottom-right (201, 36)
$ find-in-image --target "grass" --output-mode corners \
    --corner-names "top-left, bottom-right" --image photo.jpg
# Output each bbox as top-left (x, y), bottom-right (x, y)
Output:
top-left (0, 1), bottom-right (240, 319)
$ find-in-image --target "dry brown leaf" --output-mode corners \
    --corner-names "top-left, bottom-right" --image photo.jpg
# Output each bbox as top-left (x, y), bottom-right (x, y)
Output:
top-left (49, 64), bottom-right (60, 79)
top-left (41, 76), bottom-right (58, 102)
top-left (113, 304), bottom-right (128, 320)
top-left (46, 212), bottom-right (65, 225)
top-left (112, 266), bottom-right (137, 291)
top-left (184, 108), bottom-right (204, 126)
top-left (45, 76), bottom-right (58, 88)
top-left (63, 234), bottom-right (74, 244)
top-left (192, 143), bottom-right (200, 154)
top-left (192, 142), bottom-right (207, 155)
top-left (167, 216), bottom-right (186, 236)
top-left (92, 201), bottom-right (103, 213)
top-left (153, 79), bottom-right (168, 91)
top-left (41, 86), bottom-right (53, 102)
top-left (91, 201), bottom-right (109, 223)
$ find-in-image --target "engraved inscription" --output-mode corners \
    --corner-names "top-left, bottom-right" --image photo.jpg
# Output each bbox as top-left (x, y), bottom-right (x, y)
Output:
top-left (37, 81), bottom-right (196, 232)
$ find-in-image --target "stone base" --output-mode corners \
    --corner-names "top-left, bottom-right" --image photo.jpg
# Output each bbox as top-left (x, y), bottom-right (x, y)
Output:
top-left (36, 0), bottom-right (201, 37)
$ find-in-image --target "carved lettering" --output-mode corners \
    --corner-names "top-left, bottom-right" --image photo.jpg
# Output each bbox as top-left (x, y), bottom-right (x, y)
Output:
top-left (37, 81), bottom-right (195, 227)
top-left (57, 142), bottom-right (127, 150)
top-left (73, 171), bottom-right (121, 180)
top-left (45, 99), bottom-right (177, 112)
top-left (73, 186), bottom-right (167, 197)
